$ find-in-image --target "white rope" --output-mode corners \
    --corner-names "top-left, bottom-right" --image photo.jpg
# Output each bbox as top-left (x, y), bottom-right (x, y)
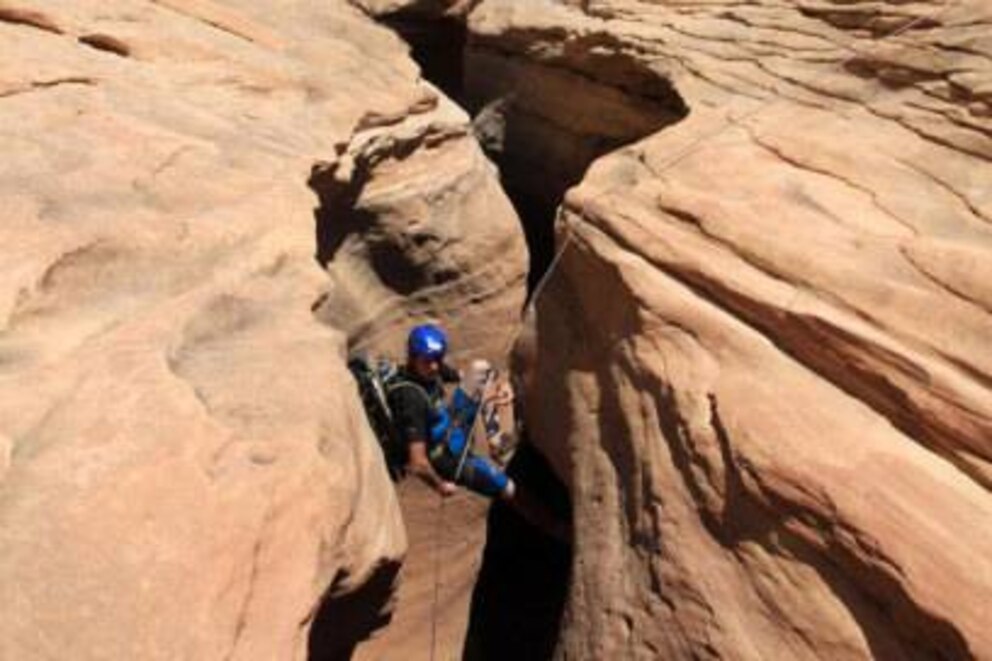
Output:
top-left (429, 495), bottom-right (445, 661)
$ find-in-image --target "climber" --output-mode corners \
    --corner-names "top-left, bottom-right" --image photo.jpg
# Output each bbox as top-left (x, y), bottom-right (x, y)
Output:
top-left (387, 323), bottom-right (514, 499)
top-left (387, 324), bottom-right (571, 542)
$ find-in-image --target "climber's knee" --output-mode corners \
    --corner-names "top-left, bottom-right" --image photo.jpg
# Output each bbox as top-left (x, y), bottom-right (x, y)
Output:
top-left (459, 455), bottom-right (510, 499)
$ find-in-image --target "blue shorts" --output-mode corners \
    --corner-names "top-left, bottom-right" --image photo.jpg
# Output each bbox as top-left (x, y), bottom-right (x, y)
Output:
top-left (429, 444), bottom-right (509, 498)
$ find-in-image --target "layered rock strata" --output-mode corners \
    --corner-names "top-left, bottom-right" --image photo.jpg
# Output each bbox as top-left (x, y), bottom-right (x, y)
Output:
top-left (309, 90), bottom-right (528, 363)
top-left (465, 1), bottom-right (689, 288)
top-left (354, 482), bottom-right (490, 661)
top-left (0, 1), bottom-right (487, 658)
top-left (470, 0), bottom-right (992, 658)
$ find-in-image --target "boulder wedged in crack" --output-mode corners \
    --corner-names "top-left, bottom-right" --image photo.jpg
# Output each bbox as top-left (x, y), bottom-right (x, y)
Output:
top-left (473, 0), bottom-right (992, 658)
top-left (309, 88), bottom-right (528, 362)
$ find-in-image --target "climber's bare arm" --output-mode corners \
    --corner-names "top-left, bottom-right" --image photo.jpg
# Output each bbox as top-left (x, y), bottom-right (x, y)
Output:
top-left (408, 441), bottom-right (456, 496)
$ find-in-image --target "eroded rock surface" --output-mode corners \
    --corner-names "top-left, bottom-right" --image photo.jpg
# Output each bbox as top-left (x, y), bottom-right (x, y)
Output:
top-left (470, 0), bottom-right (992, 658)
top-left (309, 90), bottom-right (528, 363)
top-left (352, 0), bottom-right (482, 20)
top-left (354, 481), bottom-right (489, 661)
top-left (0, 1), bottom-right (463, 658)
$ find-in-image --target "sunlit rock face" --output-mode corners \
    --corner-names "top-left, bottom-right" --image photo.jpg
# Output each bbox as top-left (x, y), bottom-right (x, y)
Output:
top-left (314, 0), bottom-right (529, 364)
top-left (4, 0), bottom-right (990, 658)
top-left (470, 0), bottom-right (991, 658)
top-left (309, 90), bottom-right (528, 364)
top-left (0, 2), bottom-right (450, 658)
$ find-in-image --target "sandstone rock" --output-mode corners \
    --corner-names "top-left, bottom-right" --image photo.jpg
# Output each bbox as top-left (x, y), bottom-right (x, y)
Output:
top-left (465, 1), bottom-right (688, 289)
top-left (468, 0), bottom-right (992, 658)
top-left (0, 1), bottom-right (451, 658)
top-left (310, 86), bottom-right (528, 364)
top-left (351, 0), bottom-right (481, 20)
top-left (354, 480), bottom-right (489, 661)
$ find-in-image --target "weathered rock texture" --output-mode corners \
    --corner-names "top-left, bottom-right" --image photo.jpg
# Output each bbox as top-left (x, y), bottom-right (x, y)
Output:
top-left (354, 481), bottom-right (489, 661)
top-left (352, 0), bottom-right (481, 20)
top-left (467, 0), bottom-right (690, 287)
top-left (469, 0), bottom-right (992, 658)
top-left (0, 1), bottom-right (497, 658)
top-left (309, 89), bottom-right (528, 363)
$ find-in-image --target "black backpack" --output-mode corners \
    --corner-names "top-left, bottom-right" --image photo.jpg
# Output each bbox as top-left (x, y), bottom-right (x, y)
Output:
top-left (347, 353), bottom-right (409, 481)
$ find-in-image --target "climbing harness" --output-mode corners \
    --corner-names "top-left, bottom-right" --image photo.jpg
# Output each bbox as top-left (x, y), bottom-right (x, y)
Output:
top-left (427, 368), bottom-right (499, 659)
top-left (452, 368), bottom-right (498, 484)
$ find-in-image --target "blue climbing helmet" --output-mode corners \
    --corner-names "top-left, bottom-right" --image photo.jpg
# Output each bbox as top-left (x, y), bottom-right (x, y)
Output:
top-left (407, 323), bottom-right (448, 361)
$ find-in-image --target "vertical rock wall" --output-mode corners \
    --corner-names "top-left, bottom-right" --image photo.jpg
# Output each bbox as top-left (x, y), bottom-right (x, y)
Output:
top-left (470, 0), bottom-right (992, 658)
top-left (0, 1), bottom-right (470, 658)
top-left (309, 90), bottom-right (528, 363)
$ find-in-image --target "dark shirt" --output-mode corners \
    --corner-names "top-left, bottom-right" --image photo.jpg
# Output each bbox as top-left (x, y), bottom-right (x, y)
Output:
top-left (439, 362), bottom-right (461, 383)
top-left (387, 367), bottom-right (444, 447)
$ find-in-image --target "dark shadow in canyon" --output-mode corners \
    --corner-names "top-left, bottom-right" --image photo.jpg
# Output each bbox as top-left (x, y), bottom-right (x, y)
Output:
top-left (462, 441), bottom-right (573, 661)
top-left (376, 9), bottom-right (689, 295)
top-left (312, 7), bottom-right (691, 658)
top-left (309, 161), bottom-right (365, 270)
top-left (307, 561), bottom-right (402, 661)
top-left (380, 10), bottom-right (467, 102)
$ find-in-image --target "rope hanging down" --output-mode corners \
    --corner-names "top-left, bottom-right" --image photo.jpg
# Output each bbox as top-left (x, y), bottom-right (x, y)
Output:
top-left (429, 495), bottom-right (444, 661)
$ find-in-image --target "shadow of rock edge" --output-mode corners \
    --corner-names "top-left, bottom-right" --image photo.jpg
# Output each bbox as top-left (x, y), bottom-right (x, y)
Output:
top-left (462, 441), bottom-right (573, 661)
top-left (307, 560), bottom-right (403, 661)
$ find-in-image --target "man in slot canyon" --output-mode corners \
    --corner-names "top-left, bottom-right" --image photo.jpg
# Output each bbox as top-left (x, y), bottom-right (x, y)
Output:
top-left (388, 323), bottom-right (569, 541)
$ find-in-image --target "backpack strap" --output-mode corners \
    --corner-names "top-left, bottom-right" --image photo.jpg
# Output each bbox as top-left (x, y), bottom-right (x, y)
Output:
top-left (348, 354), bottom-right (407, 481)
top-left (385, 378), bottom-right (432, 407)
top-left (387, 377), bottom-right (455, 453)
